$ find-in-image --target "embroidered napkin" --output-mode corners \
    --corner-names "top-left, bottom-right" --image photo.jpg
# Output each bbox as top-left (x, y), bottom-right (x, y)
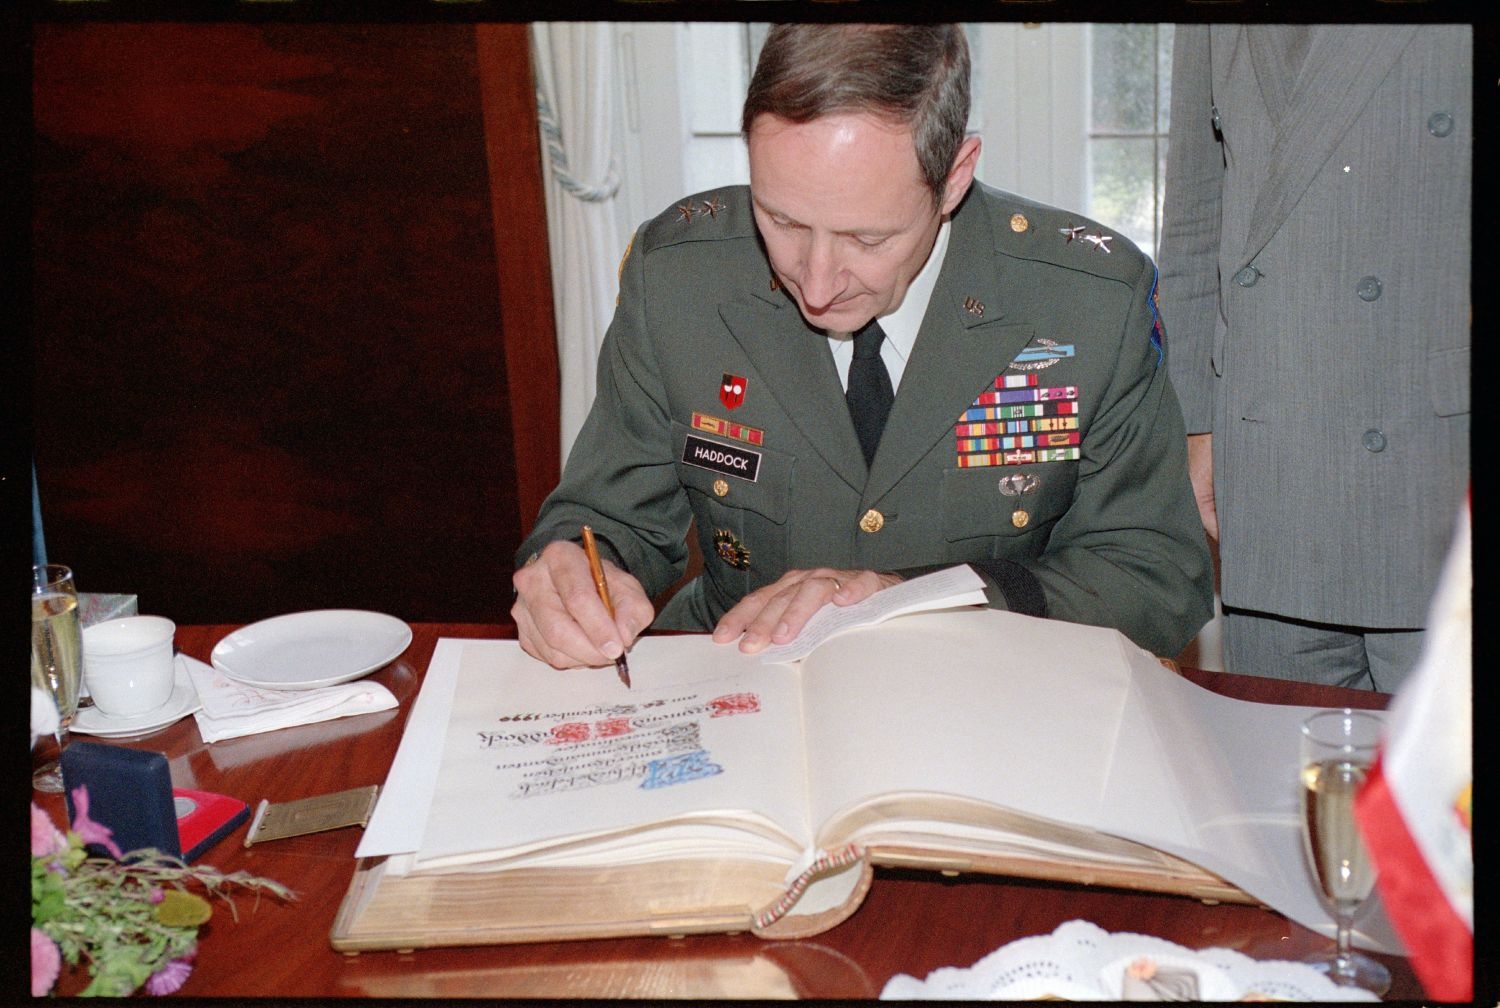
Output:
top-left (879, 920), bottom-right (1380, 1001)
top-left (180, 654), bottom-right (398, 743)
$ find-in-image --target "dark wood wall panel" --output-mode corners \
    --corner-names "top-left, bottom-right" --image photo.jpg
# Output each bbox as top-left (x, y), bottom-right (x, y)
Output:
top-left (32, 23), bottom-right (549, 624)
top-left (475, 24), bottom-right (560, 536)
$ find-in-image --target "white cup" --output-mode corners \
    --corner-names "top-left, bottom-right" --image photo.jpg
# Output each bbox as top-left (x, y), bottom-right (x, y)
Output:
top-left (82, 616), bottom-right (177, 719)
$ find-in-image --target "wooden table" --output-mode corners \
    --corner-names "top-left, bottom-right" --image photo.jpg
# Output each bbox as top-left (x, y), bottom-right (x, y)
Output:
top-left (37, 622), bottom-right (1422, 999)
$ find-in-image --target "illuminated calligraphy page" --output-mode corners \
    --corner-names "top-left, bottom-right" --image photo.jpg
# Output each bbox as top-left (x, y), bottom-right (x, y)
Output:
top-left (413, 635), bottom-right (813, 870)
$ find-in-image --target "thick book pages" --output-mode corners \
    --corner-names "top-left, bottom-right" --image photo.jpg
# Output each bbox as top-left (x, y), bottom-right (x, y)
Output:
top-left (333, 609), bottom-right (1402, 954)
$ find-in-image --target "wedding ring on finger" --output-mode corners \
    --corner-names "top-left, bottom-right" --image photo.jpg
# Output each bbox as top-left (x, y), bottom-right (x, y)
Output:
top-left (828, 577), bottom-right (842, 592)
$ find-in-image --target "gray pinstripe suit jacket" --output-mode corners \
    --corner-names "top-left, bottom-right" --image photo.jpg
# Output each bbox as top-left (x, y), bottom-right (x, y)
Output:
top-left (1158, 24), bottom-right (1470, 628)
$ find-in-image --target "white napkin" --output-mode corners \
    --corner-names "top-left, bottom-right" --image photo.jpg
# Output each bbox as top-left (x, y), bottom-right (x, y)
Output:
top-left (179, 654), bottom-right (398, 743)
top-left (879, 920), bottom-right (1380, 1001)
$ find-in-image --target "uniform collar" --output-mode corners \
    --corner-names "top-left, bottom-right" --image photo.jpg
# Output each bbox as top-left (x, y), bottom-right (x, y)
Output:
top-left (879, 215), bottom-right (951, 363)
top-left (827, 217), bottom-right (951, 388)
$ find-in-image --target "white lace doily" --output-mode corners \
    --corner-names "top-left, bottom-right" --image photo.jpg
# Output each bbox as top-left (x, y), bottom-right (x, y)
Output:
top-left (880, 919), bottom-right (1381, 1001)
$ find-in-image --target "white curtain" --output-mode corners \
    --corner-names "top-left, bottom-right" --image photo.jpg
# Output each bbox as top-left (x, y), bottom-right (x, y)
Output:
top-left (529, 23), bottom-right (624, 465)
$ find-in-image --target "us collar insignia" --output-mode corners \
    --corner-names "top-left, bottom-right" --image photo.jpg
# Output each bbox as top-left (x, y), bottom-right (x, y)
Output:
top-left (713, 529), bottom-right (751, 570)
top-left (963, 296), bottom-right (985, 316)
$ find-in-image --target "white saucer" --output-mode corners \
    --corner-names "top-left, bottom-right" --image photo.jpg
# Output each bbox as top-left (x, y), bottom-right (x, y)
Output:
top-left (72, 665), bottom-right (202, 738)
top-left (210, 609), bottom-right (411, 691)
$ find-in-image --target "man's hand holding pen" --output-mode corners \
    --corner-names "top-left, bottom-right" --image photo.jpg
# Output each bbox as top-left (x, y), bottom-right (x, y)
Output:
top-left (512, 538), bottom-right (654, 672)
top-left (582, 526), bottom-right (632, 687)
top-left (512, 540), bottom-right (902, 669)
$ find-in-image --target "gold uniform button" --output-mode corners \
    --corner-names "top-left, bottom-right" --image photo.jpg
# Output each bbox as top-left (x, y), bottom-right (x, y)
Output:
top-left (1009, 213), bottom-right (1029, 233)
top-left (713, 479), bottom-right (730, 498)
top-left (858, 509), bottom-right (884, 533)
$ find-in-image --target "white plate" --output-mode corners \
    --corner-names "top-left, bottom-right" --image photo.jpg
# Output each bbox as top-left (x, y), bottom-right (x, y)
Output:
top-left (210, 610), bottom-right (411, 691)
top-left (72, 663), bottom-right (202, 738)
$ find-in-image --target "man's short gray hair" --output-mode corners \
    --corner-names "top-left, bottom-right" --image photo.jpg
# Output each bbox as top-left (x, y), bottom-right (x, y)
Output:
top-left (741, 24), bottom-right (971, 206)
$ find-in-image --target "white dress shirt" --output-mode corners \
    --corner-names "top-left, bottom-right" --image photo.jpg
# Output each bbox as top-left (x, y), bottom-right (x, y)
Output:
top-left (827, 217), bottom-right (951, 392)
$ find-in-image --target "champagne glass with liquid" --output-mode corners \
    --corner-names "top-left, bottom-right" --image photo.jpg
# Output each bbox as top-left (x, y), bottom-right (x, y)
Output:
top-left (1299, 708), bottom-right (1390, 994)
top-left (31, 564), bottom-right (83, 793)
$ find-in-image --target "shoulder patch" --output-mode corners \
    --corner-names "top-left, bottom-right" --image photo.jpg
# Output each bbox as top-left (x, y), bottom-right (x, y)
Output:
top-left (614, 230), bottom-right (636, 307)
top-left (617, 231), bottom-right (635, 285)
top-left (1147, 266), bottom-right (1165, 367)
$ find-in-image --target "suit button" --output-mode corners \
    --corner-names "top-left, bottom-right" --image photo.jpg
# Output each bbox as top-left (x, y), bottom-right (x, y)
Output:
top-left (1356, 276), bottom-right (1382, 302)
top-left (1428, 111), bottom-right (1455, 137)
top-left (1362, 429), bottom-right (1387, 452)
top-left (858, 509), bottom-right (885, 533)
top-left (713, 479), bottom-right (729, 498)
top-left (1234, 265), bottom-right (1260, 287)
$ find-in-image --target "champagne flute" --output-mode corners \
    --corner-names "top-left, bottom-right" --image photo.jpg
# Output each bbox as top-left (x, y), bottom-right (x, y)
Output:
top-left (31, 564), bottom-right (84, 794)
top-left (1298, 708), bottom-right (1390, 994)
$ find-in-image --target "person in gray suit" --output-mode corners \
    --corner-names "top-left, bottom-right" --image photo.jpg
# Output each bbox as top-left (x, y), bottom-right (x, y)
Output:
top-left (1157, 25), bottom-right (1470, 690)
top-left (514, 23), bottom-right (1212, 669)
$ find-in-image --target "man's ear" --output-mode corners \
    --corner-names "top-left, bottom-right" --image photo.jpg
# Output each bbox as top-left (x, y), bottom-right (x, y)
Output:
top-left (940, 135), bottom-right (982, 216)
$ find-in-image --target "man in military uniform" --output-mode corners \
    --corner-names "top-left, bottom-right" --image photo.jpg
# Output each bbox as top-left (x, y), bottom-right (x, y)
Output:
top-left (513, 23), bottom-right (1212, 669)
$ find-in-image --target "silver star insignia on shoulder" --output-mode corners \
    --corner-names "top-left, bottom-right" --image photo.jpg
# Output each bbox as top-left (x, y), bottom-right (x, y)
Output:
top-left (700, 197), bottom-right (725, 218)
top-left (1059, 225), bottom-right (1086, 242)
top-left (676, 203), bottom-right (697, 223)
top-left (1082, 233), bottom-right (1112, 253)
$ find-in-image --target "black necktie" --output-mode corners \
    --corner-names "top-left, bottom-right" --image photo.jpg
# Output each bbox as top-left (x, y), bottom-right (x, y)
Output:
top-left (846, 319), bottom-right (894, 467)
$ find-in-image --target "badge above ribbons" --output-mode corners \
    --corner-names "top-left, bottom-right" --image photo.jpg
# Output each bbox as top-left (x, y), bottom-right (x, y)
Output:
top-left (721, 374), bottom-right (747, 411)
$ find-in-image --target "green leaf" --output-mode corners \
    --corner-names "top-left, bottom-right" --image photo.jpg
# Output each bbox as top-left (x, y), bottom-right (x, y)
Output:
top-left (78, 950), bottom-right (154, 997)
top-left (31, 863), bottom-right (67, 923)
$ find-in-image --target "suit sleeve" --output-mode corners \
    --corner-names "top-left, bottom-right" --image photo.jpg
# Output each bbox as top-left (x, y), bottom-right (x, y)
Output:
top-left (514, 228), bottom-right (692, 598)
top-left (1157, 24), bottom-right (1222, 435)
top-left (1025, 253), bottom-right (1215, 657)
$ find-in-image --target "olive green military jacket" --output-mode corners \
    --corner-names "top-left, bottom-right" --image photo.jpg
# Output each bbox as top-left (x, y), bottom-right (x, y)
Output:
top-left (519, 182), bottom-right (1212, 657)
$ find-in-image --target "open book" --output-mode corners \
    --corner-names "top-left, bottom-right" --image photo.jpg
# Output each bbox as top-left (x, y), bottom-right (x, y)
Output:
top-left (333, 604), bottom-right (1401, 954)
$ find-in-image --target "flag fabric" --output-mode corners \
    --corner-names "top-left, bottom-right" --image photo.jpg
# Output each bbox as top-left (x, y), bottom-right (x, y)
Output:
top-left (1354, 496), bottom-right (1472, 1000)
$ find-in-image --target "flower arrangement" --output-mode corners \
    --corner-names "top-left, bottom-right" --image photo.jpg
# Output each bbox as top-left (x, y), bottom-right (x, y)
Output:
top-left (30, 786), bottom-right (294, 997)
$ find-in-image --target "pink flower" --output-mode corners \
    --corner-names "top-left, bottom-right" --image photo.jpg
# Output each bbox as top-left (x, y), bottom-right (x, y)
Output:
top-left (32, 928), bottom-right (61, 996)
top-left (68, 785), bottom-right (124, 860)
top-left (150, 887), bottom-right (166, 904)
top-left (31, 803), bottom-right (66, 858)
top-left (144, 952), bottom-right (195, 995)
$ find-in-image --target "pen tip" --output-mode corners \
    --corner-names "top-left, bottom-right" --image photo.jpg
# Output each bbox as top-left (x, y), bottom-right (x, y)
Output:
top-left (616, 656), bottom-right (631, 688)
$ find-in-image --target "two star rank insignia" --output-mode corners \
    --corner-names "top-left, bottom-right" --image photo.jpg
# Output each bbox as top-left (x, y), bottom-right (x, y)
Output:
top-left (1059, 224), bottom-right (1112, 252)
top-left (677, 195), bottom-right (726, 223)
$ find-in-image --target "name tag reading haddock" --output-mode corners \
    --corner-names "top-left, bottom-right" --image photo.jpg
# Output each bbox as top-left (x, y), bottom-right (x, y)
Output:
top-left (682, 434), bottom-right (761, 482)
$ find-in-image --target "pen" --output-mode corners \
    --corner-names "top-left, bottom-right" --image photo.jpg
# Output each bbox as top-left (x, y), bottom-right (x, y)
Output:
top-left (580, 525), bottom-right (631, 688)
